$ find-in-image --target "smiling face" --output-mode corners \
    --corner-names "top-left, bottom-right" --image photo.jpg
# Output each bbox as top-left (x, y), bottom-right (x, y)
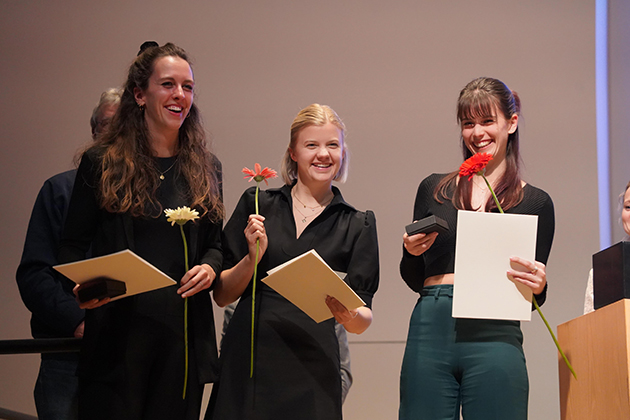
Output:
top-left (290, 123), bottom-right (344, 187)
top-left (134, 55), bottom-right (194, 140)
top-left (622, 186), bottom-right (630, 237)
top-left (460, 105), bottom-right (518, 172)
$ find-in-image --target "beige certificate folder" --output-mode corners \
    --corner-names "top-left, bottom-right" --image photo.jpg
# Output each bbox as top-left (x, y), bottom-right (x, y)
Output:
top-left (262, 249), bottom-right (365, 323)
top-left (53, 249), bottom-right (177, 301)
top-left (453, 210), bottom-right (537, 321)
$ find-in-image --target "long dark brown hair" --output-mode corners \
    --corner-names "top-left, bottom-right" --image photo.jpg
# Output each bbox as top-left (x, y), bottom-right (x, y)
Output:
top-left (434, 77), bottom-right (523, 212)
top-left (87, 42), bottom-right (223, 221)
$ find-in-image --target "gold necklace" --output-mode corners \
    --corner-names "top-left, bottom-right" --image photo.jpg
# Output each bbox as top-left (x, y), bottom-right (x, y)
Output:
top-left (293, 202), bottom-right (324, 223)
top-left (292, 190), bottom-right (333, 212)
top-left (159, 159), bottom-right (178, 180)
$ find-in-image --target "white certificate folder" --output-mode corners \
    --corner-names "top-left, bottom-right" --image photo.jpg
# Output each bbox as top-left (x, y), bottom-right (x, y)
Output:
top-left (53, 249), bottom-right (176, 301)
top-left (453, 210), bottom-right (538, 321)
top-left (262, 249), bottom-right (365, 323)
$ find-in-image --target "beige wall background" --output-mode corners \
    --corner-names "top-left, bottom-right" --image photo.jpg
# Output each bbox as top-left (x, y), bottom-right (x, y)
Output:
top-left (0, 1), bottom-right (605, 419)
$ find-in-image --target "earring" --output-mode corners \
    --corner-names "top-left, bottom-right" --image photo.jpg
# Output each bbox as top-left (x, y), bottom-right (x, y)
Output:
top-left (137, 103), bottom-right (145, 111)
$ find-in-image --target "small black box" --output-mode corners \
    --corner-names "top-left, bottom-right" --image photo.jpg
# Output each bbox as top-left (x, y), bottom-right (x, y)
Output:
top-left (593, 241), bottom-right (630, 310)
top-left (405, 215), bottom-right (449, 236)
top-left (77, 277), bottom-right (126, 303)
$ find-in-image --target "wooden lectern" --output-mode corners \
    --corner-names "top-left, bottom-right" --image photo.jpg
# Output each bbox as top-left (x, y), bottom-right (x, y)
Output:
top-left (557, 299), bottom-right (630, 419)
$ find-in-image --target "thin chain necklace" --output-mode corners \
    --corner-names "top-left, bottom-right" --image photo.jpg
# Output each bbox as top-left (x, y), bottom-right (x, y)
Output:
top-left (292, 189), bottom-right (333, 212)
top-left (293, 202), bottom-right (324, 223)
top-left (158, 158), bottom-right (178, 180)
top-left (472, 177), bottom-right (491, 191)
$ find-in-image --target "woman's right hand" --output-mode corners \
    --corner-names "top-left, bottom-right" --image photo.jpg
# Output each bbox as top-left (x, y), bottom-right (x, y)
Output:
top-left (213, 214), bottom-right (269, 307)
top-left (73, 284), bottom-right (111, 310)
top-left (245, 214), bottom-right (268, 263)
top-left (403, 230), bottom-right (438, 256)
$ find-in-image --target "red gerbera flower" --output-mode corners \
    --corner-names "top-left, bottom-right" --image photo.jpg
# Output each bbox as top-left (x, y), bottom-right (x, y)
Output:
top-left (241, 162), bottom-right (277, 379)
top-left (243, 163), bottom-right (278, 185)
top-left (458, 153), bottom-right (493, 181)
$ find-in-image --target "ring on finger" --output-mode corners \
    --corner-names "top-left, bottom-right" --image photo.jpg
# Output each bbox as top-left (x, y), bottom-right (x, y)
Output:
top-left (530, 266), bottom-right (538, 275)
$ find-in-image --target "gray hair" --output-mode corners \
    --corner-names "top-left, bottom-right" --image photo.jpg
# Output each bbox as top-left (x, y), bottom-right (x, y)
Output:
top-left (90, 87), bottom-right (123, 138)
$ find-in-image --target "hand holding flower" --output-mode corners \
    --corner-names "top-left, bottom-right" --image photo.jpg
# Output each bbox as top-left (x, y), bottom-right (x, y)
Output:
top-left (163, 205), bottom-right (202, 398)
top-left (457, 153), bottom-right (576, 379)
top-left (241, 163), bottom-right (277, 378)
top-left (178, 263), bottom-right (216, 298)
top-left (403, 230), bottom-right (439, 256)
top-left (244, 214), bottom-right (268, 264)
top-left (507, 256), bottom-right (546, 295)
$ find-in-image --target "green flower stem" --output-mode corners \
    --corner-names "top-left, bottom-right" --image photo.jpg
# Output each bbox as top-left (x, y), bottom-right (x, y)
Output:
top-left (480, 173), bottom-right (504, 214)
top-left (478, 170), bottom-right (576, 379)
top-left (251, 183), bottom-right (260, 378)
top-left (251, 240), bottom-right (259, 378)
top-left (533, 297), bottom-right (577, 380)
top-left (179, 225), bottom-right (190, 399)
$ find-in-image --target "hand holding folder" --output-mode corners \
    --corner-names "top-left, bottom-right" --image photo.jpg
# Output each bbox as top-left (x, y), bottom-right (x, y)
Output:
top-left (262, 250), bottom-right (365, 323)
top-left (54, 250), bottom-right (176, 303)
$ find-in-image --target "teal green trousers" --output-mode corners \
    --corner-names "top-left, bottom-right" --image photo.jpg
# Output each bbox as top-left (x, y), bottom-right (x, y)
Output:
top-left (399, 285), bottom-right (528, 420)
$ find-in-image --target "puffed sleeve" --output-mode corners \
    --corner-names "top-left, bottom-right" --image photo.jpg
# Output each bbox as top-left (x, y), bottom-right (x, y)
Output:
top-left (221, 187), bottom-right (257, 271)
top-left (399, 178), bottom-right (432, 293)
top-left (345, 210), bottom-right (379, 309)
top-left (58, 151), bottom-right (101, 264)
top-left (198, 157), bottom-right (224, 280)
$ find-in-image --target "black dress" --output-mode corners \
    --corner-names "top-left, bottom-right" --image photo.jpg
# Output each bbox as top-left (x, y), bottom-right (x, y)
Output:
top-left (206, 184), bottom-right (379, 420)
top-left (59, 151), bottom-right (223, 420)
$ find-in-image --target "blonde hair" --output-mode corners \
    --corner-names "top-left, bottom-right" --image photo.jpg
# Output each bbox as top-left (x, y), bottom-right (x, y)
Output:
top-left (280, 104), bottom-right (349, 185)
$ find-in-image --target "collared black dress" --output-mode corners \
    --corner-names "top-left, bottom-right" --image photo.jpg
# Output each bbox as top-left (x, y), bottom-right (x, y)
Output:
top-left (206, 184), bottom-right (379, 420)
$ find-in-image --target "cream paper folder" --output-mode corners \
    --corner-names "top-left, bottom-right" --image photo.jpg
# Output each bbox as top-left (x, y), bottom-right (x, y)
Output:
top-left (262, 249), bottom-right (365, 323)
top-left (53, 249), bottom-right (176, 301)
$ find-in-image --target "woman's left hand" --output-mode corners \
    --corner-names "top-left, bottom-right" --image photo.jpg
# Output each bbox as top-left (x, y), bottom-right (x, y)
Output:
top-left (178, 263), bottom-right (216, 298)
top-left (325, 295), bottom-right (373, 334)
top-left (325, 295), bottom-right (358, 325)
top-left (507, 256), bottom-right (546, 295)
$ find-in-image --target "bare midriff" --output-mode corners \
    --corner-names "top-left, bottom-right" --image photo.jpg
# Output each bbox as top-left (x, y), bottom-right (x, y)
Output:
top-left (424, 273), bottom-right (455, 286)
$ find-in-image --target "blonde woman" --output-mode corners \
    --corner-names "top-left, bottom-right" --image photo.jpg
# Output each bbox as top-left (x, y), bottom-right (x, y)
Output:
top-left (206, 104), bottom-right (379, 420)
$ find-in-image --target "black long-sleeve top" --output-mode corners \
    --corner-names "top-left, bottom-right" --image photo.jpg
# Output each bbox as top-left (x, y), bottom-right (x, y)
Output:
top-left (400, 173), bottom-right (555, 306)
top-left (16, 170), bottom-right (85, 351)
top-left (58, 150), bottom-right (223, 382)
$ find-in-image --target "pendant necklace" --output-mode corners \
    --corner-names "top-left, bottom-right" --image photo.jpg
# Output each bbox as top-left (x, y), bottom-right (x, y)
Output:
top-left (159, 159), bottom-right (178, 180)
top-left (293, 202), bottom-right (323, 223)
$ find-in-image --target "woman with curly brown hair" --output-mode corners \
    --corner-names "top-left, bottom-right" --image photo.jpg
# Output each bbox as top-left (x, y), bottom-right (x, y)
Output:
top-left (59, 42), bottom-right (223, 420)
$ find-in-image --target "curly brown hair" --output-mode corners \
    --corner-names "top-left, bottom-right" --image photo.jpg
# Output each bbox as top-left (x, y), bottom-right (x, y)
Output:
top-left (87, 42), bottom-right (223, 221)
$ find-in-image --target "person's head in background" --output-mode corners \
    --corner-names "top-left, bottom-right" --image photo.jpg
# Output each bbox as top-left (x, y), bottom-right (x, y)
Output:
top-left (621, 181), bottom-right (630, 237)
top-left (90, 87), bottom-right (123, 140)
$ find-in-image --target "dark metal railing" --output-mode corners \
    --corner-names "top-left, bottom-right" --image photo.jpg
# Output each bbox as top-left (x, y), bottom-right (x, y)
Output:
top-left (0, 338), bottom-right (81, 355)
top-left (0, 338), bottom-right (81, 419)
